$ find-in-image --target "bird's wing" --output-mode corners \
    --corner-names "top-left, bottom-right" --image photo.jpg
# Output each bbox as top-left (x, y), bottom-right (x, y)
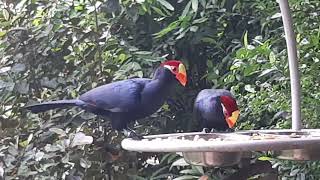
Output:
top-left (193, 93), bottom-right (206, 126)
top-left (194, 97), bottom-right (216, 130)
top-left (193, 100), bottom-right (201, 121)
top-left (79, 78), bottom-right (151, 112)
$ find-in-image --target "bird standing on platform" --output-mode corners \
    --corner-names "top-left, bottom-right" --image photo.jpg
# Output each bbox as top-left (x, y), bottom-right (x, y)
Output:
top-left (193, 89), bottom-right (240, 132)
top-left (26, 60), bottom-right (187, 138)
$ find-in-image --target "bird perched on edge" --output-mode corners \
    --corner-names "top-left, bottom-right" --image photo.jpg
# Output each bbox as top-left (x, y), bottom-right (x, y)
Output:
top-left (193, 89), bottom-right (240, 132)
top-left (25, 60), bottom-right (187, 139)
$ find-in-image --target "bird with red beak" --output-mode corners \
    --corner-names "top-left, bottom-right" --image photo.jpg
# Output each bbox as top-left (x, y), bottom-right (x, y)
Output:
top-left (26, 60), bottom-right (187, 139)
top-left (194, 89), bottom-right (240, 132)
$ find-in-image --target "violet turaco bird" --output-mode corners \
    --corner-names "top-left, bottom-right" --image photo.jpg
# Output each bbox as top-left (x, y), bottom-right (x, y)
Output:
top-left (193, 89), bottom-right (240, 132)
top-left (26, 60), bottom-right (187, 139)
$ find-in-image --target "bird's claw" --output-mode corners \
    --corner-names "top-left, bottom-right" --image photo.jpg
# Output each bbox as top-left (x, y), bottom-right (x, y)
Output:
top-left (122, 128), bottom-right (144, 140)
top-left (201, 128), bottom-right (222, 133)
top-left (210, 128), bottom-right (218, 133)
top-left (128, 133), bottom-right (144, 140)
top-left (202, 128), bottom-right (211, 133)
top-left (225, 128), bottom-right (235, 133)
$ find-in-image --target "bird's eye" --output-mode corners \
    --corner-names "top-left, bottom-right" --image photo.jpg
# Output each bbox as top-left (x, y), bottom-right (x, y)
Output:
top-left (172, 67), bottom-right (177, 71)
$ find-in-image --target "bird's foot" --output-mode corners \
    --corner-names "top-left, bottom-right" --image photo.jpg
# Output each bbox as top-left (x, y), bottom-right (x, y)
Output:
top-left (225, 128), bottom-right (235, 133)
top-left (201, 128), bottom-right (219, 133)
top-left (128, 132), bottom-right (144, 140)
top-left (202, 128), bottom-right (234, 133)
top-left (210, 128), bottom-right (235, 133)
top-left (210, 128), bottom-right (219, 133)
top-left (201, 128), bottom-right (211, 133)
top-left (122, 128), bottom-right (144, 140)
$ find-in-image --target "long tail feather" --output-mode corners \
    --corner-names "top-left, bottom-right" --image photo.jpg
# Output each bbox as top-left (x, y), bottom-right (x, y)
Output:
top-left (25, 99), bottom-right (84, 113)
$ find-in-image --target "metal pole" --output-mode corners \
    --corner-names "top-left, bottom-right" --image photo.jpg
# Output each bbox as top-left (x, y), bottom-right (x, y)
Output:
top-left (278, 0), bottom-right (302, 130)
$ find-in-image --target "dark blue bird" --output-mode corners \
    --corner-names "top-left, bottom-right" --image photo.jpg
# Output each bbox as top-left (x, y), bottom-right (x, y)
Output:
top-left (26, 60), bottom-right (187, 138)
top-left (193, 89), bottom-right (240, 132)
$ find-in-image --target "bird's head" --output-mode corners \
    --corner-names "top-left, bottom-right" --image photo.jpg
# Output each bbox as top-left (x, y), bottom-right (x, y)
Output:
top-left (220, 96), bottom-right (240, 128)
top-left (161, 60), bottom-right (187, 86)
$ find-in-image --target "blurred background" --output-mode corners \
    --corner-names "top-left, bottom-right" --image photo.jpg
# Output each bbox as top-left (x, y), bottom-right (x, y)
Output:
top-left (0, 0), bottom-right (319, 179)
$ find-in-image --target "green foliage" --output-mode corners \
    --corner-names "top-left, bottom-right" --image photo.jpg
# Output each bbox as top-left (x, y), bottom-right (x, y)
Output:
top-left (0, 0), bottom-right (319, 179)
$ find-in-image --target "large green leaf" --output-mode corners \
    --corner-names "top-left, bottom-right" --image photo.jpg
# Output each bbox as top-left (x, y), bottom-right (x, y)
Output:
top-left (157, 0), bottom-right (174, 11)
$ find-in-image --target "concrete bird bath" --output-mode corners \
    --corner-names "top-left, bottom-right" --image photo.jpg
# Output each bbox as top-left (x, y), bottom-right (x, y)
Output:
top-left (121, 0), bottom-right (319, 167)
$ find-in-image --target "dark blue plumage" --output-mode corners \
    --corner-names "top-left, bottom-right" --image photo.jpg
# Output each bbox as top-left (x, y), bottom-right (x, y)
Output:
top-left (26, 61), bottom-right (187, 137)
top-left (194, 89), bottom-right (237, 131)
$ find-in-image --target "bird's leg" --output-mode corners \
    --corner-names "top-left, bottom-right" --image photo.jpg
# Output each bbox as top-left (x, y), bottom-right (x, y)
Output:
top-left (225, 128), bottom-right (235, 133)
top-left (210, 128), bottom-right (219, 133)
top-left (127, 127), bottom-right (144, 140)
top-left (122, 129), bottom-right (131, 137)
top-left (201, 128), bottom-right (211, 133)
top-left (122, 128), bottom-right (144, 140)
